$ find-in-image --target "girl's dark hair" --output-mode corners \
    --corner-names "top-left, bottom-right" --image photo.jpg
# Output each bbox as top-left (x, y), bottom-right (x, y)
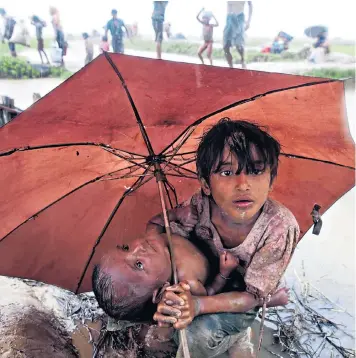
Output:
top-left (102, 35), bottom-right (108, 41)
top-left (92, 264), bottom-right (154, 322)
top-left (196, 118), bottom-right (281, 184)
top-left (82, 32), bottom-right (89, 39)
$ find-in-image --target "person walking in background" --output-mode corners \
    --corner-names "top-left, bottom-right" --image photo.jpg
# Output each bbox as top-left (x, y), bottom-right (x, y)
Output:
top-left (0, 8), bottom-right (17, 57)
top-left (196, 8), bottom-right (219, 65)
top-left (164, 22), bottom-right (171, 39)
top-left (31, 16), bottom-right (50, 65)
top-left (49, 6), bottom-right (65, 66)
top-left (105, 9), bottom-right (128, 54)
top-left (100, 35), bottom-right (110, 53)
top-left (151, 1), bottom-right (168, 59)
top-left (223, 1), bottom-right (253, 69)
top-left (82, 32), bottom-right (94, 65)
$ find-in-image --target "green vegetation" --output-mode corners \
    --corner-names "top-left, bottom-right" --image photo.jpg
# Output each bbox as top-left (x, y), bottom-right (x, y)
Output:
top-left (0, 38), bottom-right (52, 56)
top-left (125, 38), bottom-right (355, 64)
top-left (298, 67), bottom-right (355, 80)
top-left (0, 57), bottom-right (72, 79)
top-left (124, 38), bottom-right (283, 63)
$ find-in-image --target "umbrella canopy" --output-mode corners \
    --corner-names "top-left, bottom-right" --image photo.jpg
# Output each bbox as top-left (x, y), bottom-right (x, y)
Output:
top-left (304, 25), bottom-right (328, 38)
top-left (0, 53), bottom-right (354, 293)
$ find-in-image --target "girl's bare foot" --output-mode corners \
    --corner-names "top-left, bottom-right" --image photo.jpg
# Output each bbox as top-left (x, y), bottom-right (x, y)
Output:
top-left (268, 287), bottom-right (290, 307)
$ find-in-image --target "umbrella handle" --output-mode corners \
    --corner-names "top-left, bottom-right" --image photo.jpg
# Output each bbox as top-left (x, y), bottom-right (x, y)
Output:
top-left (156, 179), bottom-right (191, 358)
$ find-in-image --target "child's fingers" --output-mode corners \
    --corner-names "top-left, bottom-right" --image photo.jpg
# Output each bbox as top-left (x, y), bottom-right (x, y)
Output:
top-left (165, 284), bottom-right (185, 293)
top-left (163, 291), bottom-right (185, 306)
top-left (157, 304), bottom-right (182, 317)
top-left (179, 309), bottom-right (193, 320)
top-left (153, 312), bottom-right (177, 325)
top-left (158, 322), bottom-right (171, 328)
top-left (179, 281), bottom-right (191, 291)
top-left (173, 318), bottom-right (192, 330)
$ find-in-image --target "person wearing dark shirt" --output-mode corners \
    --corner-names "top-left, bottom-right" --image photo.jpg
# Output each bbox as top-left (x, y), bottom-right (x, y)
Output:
top-left (105, 9), bottom-right (128, 54)
top-left (0, 8), bottom-right (17, 57)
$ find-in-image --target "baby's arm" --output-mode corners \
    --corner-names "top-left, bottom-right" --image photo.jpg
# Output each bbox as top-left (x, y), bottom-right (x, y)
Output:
top-left (206, 252), bottom-right (239, 295)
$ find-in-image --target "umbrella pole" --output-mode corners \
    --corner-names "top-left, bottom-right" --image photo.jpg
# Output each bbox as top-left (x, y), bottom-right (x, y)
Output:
top-left (156, 175), bottom-right (191, 358)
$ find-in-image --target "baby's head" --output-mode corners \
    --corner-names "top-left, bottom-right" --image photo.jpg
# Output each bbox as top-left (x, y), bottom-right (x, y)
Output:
top-left (196, 119), bottom-right (281, 223)
top-left (82, 32), bottom-right (89, 40)
top-left (92, 233), bottom-right (172, 321)
top-left (102, 35), bottom-right (108, 42)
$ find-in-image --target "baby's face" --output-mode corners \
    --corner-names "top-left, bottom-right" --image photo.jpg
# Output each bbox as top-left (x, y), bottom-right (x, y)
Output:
top-left (103, 234), bottom-right (172, 293)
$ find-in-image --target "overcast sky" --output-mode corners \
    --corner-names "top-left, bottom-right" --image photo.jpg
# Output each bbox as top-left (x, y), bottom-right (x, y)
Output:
top-left (2, 0), bottom-right (355, 40)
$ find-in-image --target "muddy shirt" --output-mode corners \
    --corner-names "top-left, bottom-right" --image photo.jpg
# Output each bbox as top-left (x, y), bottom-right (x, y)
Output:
top-left (169, 191), bottom-right (300, 299)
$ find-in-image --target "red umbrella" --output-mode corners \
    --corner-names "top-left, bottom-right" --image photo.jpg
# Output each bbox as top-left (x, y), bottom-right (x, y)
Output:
top-left (0, 53), bottom-right (354, 296)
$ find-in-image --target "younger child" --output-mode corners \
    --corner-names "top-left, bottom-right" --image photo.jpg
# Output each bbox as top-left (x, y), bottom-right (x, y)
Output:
top-left (92, 233), bottom-right (287, 321)
top-left (148, 119), bottom-right (299, 357)
top-left (196, 8), bottom-right (219, 65)
top-left (100, 35), bottom-right (110, 53)
top-left (92, 231), bottom-right (289, 357)
top-left (82, 32), bottom-right (93, 65)
top-left (31, 16), bottom-right (50, 64)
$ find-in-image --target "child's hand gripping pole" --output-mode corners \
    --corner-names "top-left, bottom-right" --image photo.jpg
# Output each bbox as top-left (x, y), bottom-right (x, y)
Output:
top-left (155, 168), bottom-right (191, 358)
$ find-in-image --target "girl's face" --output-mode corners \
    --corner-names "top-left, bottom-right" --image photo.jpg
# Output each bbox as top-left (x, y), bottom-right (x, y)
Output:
top-left (201, 145), bottom-right (272, 225)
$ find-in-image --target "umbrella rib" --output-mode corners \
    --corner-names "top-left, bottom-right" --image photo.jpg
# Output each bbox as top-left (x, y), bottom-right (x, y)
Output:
top-left (166, 161), bottom-right (198, 177)
top-left (158, 79), bottom-right (337, 156)
top-left (163, 151), bottom-right (196, 160)
top-left (0, 164), bottom-right (147, 243)
top-left (0, 142), bottom-right (146, 159)
top-left (281, 152), bottom-right (356, 170)
top-left (164, 179), bottom-right (179, 208)
top-left (104, 52), bottom-right (155, 156)
top-left (162, 127), bottom-right (197, 171)
top-left (102, 147), bottom-right (153, 172)
top-left (75, 166), bottom-right (153, 293)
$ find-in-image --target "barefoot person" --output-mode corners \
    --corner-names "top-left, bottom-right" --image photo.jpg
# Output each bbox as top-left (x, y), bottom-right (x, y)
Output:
top-left (223, 1), bottom-right (253, 69)
top-left (196, 8), bottom-right (219, 65)
top-left (82, 32), bottom-right (93, 65)
top-left (0, 8), bottom-right (17, 57)
top-left (49, 7), bottom-right (65, 66)
top-left (151, 1), bottom-right (168, 59)
top-left (149, 119), bottom-right (299, 357)
top-left (31, 16), bottom-right (50, 64)
top-left (105, 9), bottom-right (129, 54)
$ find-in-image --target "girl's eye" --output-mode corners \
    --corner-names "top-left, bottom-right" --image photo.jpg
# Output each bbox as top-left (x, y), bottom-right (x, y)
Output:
top-left (220, 170), bottom-right (233, 177)
top-left (135, 261), bottom-right (144, 270)
top-left (251, 168), bottom-right (264, 175)
top-left (122, 244), bottom-right (129, 251)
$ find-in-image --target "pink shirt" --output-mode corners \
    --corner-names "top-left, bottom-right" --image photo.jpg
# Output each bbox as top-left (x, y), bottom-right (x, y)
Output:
top-left (170, 191), bottom-right (300, 299)
top-left (100, 42), bottom-right (110, 52)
